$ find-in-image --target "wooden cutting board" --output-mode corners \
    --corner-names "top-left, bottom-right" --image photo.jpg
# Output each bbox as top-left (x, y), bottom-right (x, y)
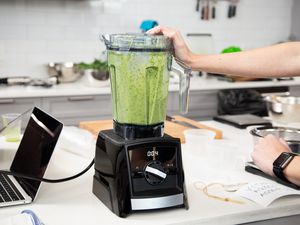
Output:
top-left (79, 116), bottom-right (222, 143)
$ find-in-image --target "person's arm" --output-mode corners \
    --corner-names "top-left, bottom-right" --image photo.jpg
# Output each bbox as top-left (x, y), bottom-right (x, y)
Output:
top-left (147, 26), bottom-right (300, 78)
top-left (190, 43), bottom-right (300, 78)
top-left (284, 156), bottom-right (300, 186)
top-left (251, 134), bottom-right (300, 186)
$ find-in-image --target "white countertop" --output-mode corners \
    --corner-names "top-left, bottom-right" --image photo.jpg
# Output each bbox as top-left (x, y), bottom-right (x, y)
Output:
top-left (1, 76), bottom-right (300, 99)
top-left (1, 121), bottom-right (300, 224)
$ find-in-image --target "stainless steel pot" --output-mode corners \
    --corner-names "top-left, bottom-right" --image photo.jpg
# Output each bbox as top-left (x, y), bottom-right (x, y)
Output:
top-left (265, 95), bottom-right (300, 123)
top-left (48, 62), bottom-right (81, 83)
top-left (250, 126), bottom-right (300, 153)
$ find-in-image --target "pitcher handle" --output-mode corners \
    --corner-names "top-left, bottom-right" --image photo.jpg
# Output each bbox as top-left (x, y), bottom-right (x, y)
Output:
top-left (171, 58), bottom-right (192, 114)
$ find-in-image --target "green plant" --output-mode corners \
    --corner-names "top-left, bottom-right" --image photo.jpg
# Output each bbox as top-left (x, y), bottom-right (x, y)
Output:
top-left (77, 59), bottom-right (108, 72)
top-left (221, 46), bottom-right (242, 54)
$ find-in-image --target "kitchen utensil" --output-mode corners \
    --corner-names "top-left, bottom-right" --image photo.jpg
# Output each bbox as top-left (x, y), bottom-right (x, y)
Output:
top-left (0, 76), bottom-right (57, 87)
top-left (249, 126), bottom-right (300, 153)
top-left (228, 0), bottom-right (238, 18)
top-left (227, 2), bottom-right (232, 18)
top-left (47, 62), bottom-right (81, 83)
top-left (196, 0), bottom-right (200, 12)
top-left (201, 0), bottom-right (205, 20)
top-left (201, 0), bottom-right (210, 20)
top-left (204, 0), bottom-right (209, 20)
top-left (29, 77), bottom-right (58, 87)
top-left (93, 129), bottom-right (188, 217)
top-left (265, 95), bottom-right (300, 124)
top-left (92, 34), bottom-right (190, 217)
top-left (102, 33), bottom-right (191, 139)
top-left (184, 128), bottom-right (216, 155)
top-left (166, 115), bottom-right (200, 129)
top-left (0, 76), bottom-right (31, 85)
top-left (82, 69), bottom-right (110, 87)
top-left (211, 0), bottom-right (216, 19)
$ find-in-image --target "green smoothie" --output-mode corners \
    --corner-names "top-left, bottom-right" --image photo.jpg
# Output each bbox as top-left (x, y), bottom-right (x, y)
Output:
top-left (108, 50), bottom-right (171, 125)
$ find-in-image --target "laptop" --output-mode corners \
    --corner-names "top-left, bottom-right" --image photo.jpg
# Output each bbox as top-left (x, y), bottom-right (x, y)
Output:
top-left (0, 107), bottom-right (63, 207)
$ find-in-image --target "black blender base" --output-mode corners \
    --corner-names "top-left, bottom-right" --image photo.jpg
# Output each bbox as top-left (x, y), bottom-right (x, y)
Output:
top-left (92, 129), bottom-right (188, 217)
top-left (92, 175), bottom-right (113, 211)
top-left (92, 172), bottom-right (130, 217)
top-left (113, 120), bottom-right (164, 140)
top-left (92, 174), bottom-right (188, 218)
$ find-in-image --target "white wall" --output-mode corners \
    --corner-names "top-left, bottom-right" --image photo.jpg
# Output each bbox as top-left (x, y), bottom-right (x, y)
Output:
top-left (0, 0), bottom-right (293, 78)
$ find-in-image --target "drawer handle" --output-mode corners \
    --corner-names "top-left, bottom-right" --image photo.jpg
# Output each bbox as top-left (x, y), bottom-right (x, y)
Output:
top-left (68, 96), bottom-right (95, 101)
top-left (0, 99), bottom-right (15, 104)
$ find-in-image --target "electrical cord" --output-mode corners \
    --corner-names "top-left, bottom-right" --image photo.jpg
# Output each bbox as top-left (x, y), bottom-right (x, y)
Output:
top-left (0, 159), bottom-right (94, 183)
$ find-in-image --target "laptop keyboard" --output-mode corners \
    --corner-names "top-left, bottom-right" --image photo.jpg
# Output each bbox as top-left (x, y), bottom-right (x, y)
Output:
top-left (0, 173), bottom-right (25, 203)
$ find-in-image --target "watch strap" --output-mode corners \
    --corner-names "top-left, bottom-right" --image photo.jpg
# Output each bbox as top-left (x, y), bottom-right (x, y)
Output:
top-left (273, 152), bottom-right (297, 183)
top-left (273, 164), bottom-right (290, 183)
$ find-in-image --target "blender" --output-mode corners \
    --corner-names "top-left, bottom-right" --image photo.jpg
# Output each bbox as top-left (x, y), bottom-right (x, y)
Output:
top-left (92, 34), bottom-right (190, 217)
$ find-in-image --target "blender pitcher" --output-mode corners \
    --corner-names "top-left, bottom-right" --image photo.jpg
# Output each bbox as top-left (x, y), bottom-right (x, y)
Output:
top-left (102, 34), bottom-right (191, 139)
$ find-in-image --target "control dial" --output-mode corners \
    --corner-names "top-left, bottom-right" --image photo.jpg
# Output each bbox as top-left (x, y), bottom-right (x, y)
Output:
top-left (144, 161), bottom-right (167, 185)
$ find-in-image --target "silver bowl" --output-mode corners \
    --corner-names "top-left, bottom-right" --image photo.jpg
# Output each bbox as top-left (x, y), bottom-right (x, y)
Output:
top-left (265, 95), bottom-right (300, 123)
top-left (48, 62), bottom-right (82, 83)
top-left (249, 126), bottom-right (300, 153)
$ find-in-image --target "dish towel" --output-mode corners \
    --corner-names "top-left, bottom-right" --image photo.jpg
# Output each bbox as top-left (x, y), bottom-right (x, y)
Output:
top-left (0, 210), bottom-right (44, 225)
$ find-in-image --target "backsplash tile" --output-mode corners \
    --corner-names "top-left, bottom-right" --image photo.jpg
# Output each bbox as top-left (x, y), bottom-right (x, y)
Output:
top-left (0, 0), bottom-right (294, 77)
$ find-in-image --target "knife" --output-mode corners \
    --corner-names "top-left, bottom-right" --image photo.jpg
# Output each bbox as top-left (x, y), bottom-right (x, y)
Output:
top-left (166, 115), bottom-right (200, 129)
top-left (196, 0), bottom-right (200, 12)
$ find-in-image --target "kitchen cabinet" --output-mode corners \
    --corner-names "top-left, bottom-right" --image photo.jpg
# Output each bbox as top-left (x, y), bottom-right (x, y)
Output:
top-left (0, 97), bottom-right (42, 114)
top-left (42, 92), bottom-right (203, 125)
top-left (42, 95), bottom-right (113, 125)
top-left (185, 90), bottom-right (218, 120)
top-left (2, 77), bottom-right (300, 126)
top-left (168, 90), bottom-right (218, 120)
top-left (0, 97), bottom-right (42, 128)
top-left (42, 93), bottom-right (185, 125)
top-left (0, 93), bottom-right (205, 126)
top-left (0, 95), bottom-right (113, 126)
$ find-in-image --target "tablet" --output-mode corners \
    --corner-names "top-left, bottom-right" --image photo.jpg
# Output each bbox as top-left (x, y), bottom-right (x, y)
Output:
top-left (213, 114), bottom-right (272, 129)
top-left (245, 161), bottom-right (300, 190)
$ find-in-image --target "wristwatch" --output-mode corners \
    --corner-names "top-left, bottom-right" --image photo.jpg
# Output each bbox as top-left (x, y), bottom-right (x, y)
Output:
top-left (273, 152), bottom-right (297, 182)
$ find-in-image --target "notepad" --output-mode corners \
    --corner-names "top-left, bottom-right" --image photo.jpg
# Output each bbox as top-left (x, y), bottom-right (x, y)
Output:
top-left (236, 181), bottom-right (300, 207)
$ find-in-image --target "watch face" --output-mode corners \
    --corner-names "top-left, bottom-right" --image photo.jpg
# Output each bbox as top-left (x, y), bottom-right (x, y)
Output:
top-left (273, 152), bottom-right (293, 168)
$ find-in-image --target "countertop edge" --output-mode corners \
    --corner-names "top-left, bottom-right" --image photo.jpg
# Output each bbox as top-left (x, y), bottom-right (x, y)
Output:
top-left (1, 76), bottom-right (300, 99)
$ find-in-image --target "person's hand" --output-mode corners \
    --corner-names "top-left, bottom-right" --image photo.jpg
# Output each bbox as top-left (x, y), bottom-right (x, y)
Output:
top-left (147, 26), bottom-right (194, 67)
top-left (251, 134), bottom-right (291, 176)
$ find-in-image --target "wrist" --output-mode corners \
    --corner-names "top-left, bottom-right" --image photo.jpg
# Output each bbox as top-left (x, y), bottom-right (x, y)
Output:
top-left (284, 156), bottom-right (300, 185)
top-left (188, 53), bottom-right (203, 71)
top-left (273, 152), bottom-right (297, 183)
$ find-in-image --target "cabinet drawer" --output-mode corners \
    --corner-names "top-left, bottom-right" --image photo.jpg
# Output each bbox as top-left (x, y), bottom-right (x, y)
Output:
top-left (171, 90), bottom-right (218, 119)
top-left (0, 97), bottom-right (42, 114)
top-left (43, 95), bottom-right (113, 124)
top-left (188, 90), bottom-right (218, 110)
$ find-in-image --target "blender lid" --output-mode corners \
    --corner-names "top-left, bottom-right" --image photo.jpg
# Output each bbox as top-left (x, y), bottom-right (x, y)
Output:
top-left (103, 34), bottom-right (172, 51)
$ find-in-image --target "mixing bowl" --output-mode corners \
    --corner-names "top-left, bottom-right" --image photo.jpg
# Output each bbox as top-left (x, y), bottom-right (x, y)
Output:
top-left (265, 95), bottom-right (300, 124)
top-left (249, 126), bottom-right (300, 153)
top-left (48, 62), bottom-right (81, 83)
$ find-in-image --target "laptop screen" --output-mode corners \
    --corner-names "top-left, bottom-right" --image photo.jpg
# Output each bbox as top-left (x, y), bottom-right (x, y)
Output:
top-left (10, 107), bottom-right (63, 200)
